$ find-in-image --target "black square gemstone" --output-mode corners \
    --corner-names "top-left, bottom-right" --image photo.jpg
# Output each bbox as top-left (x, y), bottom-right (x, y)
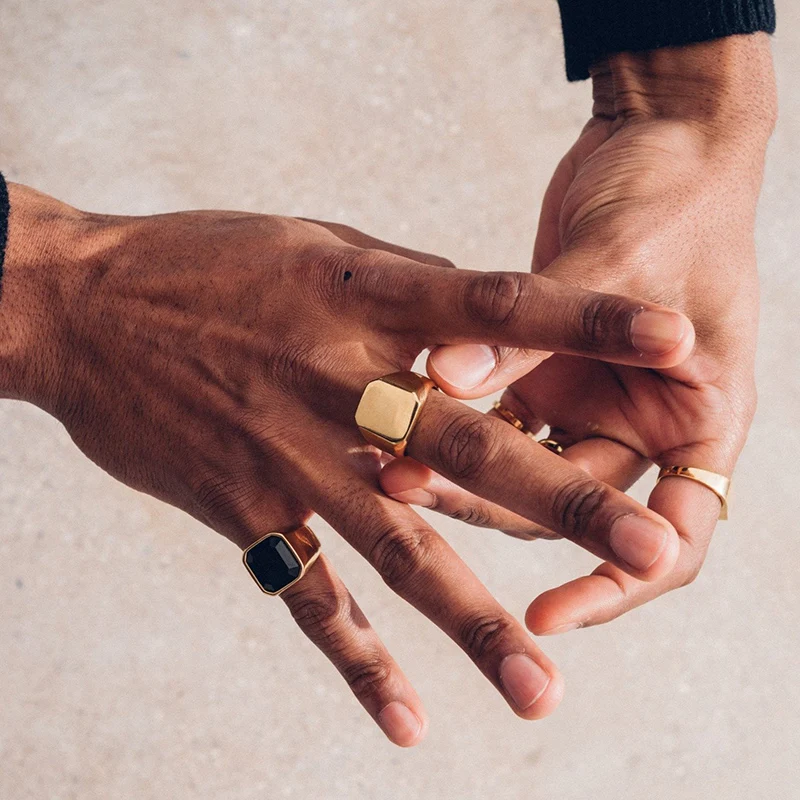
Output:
top-left (245, 535), bottom-right (302, 593)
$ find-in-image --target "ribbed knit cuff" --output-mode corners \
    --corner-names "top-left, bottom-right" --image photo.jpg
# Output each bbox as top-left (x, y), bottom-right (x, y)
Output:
top-left (0, 172), bottom-right (9, 287)
top-left (557, 0), bottom-right (776, 81)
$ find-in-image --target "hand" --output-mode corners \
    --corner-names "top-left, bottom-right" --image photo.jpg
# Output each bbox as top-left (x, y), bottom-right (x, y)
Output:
top-left (0, 184), bottom-right (694, 744)
top-left (381, 35), bottom-right (777, 634)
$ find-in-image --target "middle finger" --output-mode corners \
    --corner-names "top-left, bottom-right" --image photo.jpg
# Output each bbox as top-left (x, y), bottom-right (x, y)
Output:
top-left (379, 433), bottom-right (650, 541)
top-left (405, 390), bottom-right (680, 580)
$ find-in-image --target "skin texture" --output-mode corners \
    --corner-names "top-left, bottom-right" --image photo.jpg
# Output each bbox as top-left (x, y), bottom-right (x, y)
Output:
top-left (381, 34), bottom-right (777, 634)
top-left (0, 185), bottom-right (696, 745)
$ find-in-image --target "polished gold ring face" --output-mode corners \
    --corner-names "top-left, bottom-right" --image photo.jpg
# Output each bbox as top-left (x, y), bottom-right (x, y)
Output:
top-left (492, 400), bottom-right (538, 440)
top-left (538, 438), bottom-right (565, 455)
top-left (492, 400), bottom-right (527, 431)
top-left (243, 525), bottom-right (321, 595)
top-left (656, 466), bottom-right (731, 521)
top-left (493, 401), bottom-right (565, 452)
top-left (355, 371), bottom-right (437, 457)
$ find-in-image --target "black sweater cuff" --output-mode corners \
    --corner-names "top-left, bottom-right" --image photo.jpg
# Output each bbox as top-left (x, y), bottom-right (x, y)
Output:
top-left (557, 0), bottom-right (776, 81)
top-left (0, 173), bottom-right (9, 287)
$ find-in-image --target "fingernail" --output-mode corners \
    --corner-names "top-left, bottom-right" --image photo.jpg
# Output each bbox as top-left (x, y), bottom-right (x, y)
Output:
top-left (378, 702), bottom-right (422, 746)
top-left (430, 345), bottom-right (497, 390)
top-left (388, 488), bottom-right (436, 508)
top-left (539, 622), bottom-right (581, 636)
top-left (631, 310), bottom-right (687, 355)
top-left (499, 653), bottom-right (550, 711)
top-left (609, 514), bottom-right (668, 573)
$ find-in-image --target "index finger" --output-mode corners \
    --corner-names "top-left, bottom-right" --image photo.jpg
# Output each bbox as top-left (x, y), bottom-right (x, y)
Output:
top-left (381, 262), bottom-right (695, 368)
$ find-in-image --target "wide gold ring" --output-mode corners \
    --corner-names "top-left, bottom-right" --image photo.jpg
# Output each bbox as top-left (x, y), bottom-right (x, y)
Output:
top-left (355, 371), bottom-right (438, 457)
top-left (243, 525), bottom-right (322, 595)
top-left (656, 466), bottom-right (731, 521)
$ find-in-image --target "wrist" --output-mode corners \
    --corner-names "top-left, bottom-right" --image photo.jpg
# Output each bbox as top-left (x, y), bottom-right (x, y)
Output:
top-left (591, 34), bottom-right (777, 144)
top-left (0, 184), bottom-right (102, 409)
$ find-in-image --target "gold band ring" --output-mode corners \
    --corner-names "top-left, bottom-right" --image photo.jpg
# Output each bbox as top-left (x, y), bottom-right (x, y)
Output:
top-left (492, 400), bottom-right (527, 431)
top-left (493, 401), bottom-right (564, 452)
top-left (656, 466), bottom-right (731, 521)
top-left (492, 400), bottom-right (537, 440)
top-left (538, 438), bottom-right (565, 455)
top-left (243, 525), bottom-right (322, 595)
top-left (356, 371), bottom-right (438, 457)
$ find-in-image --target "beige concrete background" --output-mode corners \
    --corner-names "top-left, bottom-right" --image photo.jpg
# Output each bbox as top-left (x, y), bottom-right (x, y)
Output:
top-left (1, 2), bottom-right (798, 798)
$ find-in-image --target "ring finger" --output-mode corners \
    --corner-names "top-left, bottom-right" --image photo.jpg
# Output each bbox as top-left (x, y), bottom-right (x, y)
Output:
top-left (283, 443), bottom-right (565, 720)
top-left (402, 389), bottom-right (678, 580)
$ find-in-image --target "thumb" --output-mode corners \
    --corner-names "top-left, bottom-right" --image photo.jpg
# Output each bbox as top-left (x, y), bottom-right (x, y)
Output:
top-left (427, 343), bottom-right (552, 400)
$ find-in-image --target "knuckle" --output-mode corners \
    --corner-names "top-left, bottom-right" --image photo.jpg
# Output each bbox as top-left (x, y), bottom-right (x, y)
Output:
top-left (550, 478), bottom-right (609, 539)
top-left (578, 293), bottom-right (634, 351)
top-left (446, 503), bottom-right (493, 528)
top-left (459, 612), bottom-right (515, 662)
top-left (369, 523), bottom-right (438, 594)
top-left (303, 244), bottom-right (363, 304)
top-left (191, 472), bottom-right (245, 525)
top-left (289, 591), bottom-right (349, 642)
top-left (289, 589), bottom-right (344, 630)
top-left (436, 412), bottom-right (499, 482)
top-left (188, 469), bottom-right (265, 548)
top-left (463, 271), bottom-right (526, 329)
top-left (309, 244), bottom-right (360, 282)
top-left (342, 659), bottom-right (394, 699)
top-left (261, 333), bottom-right (329, 398)
top-left (311, 246), bottom-right (413, 314)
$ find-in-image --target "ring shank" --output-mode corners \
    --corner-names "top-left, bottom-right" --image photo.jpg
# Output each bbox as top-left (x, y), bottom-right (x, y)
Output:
top-left (288, 525), bottom-right (322, 568)
top-left (657, 466), bottom-right (730, 521)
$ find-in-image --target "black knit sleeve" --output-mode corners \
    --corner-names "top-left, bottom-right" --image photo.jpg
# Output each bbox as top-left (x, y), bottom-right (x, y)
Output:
top-left (0, 173), bottom-right (9, 287)
top-left (557, 0), bottom-right (776, 81)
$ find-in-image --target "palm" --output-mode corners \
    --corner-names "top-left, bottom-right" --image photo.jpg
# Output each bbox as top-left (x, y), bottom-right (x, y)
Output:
top-left (470, 115), bottom-right (764, 630)
top-left (386, 112), bottom-right (765, 629)
top-left (507, 355), bottom-right (726, 470)
top-left (514, 116), bottom-right (757, 475)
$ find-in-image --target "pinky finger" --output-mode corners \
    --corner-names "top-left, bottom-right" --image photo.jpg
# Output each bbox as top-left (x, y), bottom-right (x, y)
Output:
top-left (281, 555), bottom-right (428, 747)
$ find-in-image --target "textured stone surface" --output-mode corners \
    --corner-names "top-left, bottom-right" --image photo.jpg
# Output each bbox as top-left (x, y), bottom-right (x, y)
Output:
top-left (0, 2), bottom-right (798, 798)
